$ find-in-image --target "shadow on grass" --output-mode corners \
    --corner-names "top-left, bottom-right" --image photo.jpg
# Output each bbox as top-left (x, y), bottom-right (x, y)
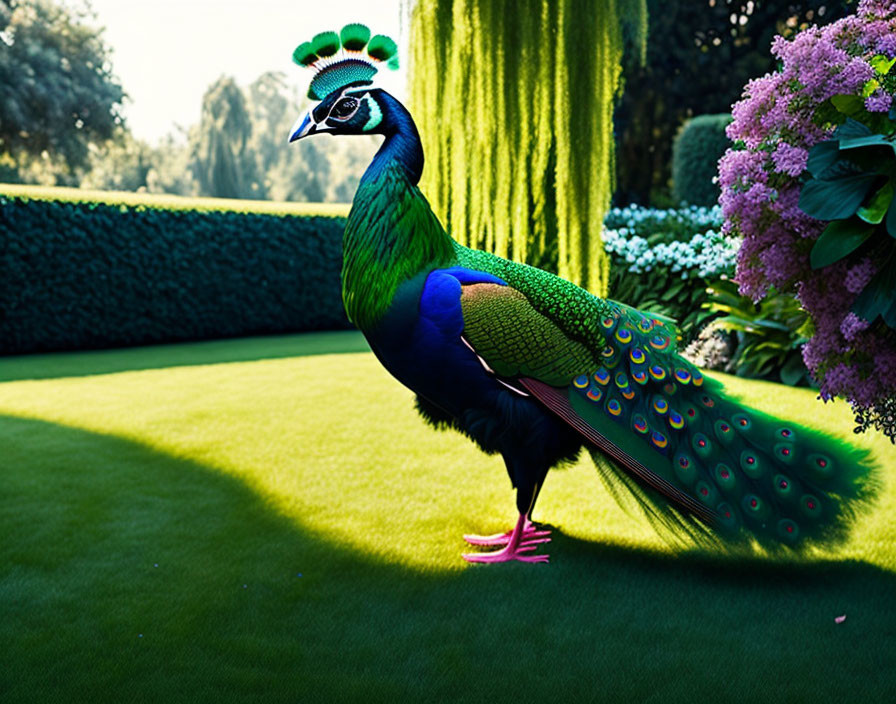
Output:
top-left (0, 330), bottom-right (370, 382)
top-left (2, 414), bottom-right (894, 704)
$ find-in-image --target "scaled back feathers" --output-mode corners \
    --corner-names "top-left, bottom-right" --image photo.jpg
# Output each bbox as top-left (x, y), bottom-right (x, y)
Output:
top-left (293, 23), bottom-right (399, 100)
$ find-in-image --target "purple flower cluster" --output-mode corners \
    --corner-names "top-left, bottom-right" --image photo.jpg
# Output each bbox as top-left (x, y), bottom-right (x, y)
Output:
top-left (719, 0), bottom-right (896, 427)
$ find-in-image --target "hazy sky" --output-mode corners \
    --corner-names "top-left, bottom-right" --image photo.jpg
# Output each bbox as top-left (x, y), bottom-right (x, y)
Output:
top-left (87, 0), bottom-right (407, 143)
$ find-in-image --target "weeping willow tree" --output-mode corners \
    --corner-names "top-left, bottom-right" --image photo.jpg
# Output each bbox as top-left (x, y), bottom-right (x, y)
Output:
top-left (409, 0), bottom-right (646, 295)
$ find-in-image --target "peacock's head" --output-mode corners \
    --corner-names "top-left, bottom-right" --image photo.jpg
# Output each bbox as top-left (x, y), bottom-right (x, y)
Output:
top-left (288, 24), bottom-right (398, 143)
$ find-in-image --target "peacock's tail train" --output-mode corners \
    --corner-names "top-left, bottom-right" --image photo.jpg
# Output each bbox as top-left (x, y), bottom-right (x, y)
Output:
top-left (521, 307), bottom-right (879, 551)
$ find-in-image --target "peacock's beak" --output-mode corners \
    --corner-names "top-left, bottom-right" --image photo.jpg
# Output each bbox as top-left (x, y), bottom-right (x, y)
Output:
top-left (289, 112), bottom-right (316, 142)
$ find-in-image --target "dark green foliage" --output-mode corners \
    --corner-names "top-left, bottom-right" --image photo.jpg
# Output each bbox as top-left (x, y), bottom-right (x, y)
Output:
top-left (672, 114), bottom-right (732, 207)
top-left (608, 266), bottom-right (713, 343)
top-left (0, 0), bottom-right (125, 172)
top-left (614, 0), bottom-right (852, 206)
top-left (190, 76), bottom-right (262, 200)
top-left (706, 280), bottom-right (812, 386)
top-left (603, 205), bottom-right (732, 342)
top-left (800, 118), bottom-right (896, 328)
top-left (409, 0), bottom-right (648, 293)
top-left (0, 194), bottom-right (350, 354)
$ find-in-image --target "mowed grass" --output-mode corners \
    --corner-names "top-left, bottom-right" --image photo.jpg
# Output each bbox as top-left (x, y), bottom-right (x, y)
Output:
top-left (1, 331), bottom-right (894, 703)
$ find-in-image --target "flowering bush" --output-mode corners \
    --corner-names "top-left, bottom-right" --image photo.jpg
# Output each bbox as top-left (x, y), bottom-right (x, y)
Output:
top-left (602, 204), bottom-right (737, 338)
top-left (719, 0), bottom-right (896, 440)
top-left (603, 204), bottom-right (736, 277)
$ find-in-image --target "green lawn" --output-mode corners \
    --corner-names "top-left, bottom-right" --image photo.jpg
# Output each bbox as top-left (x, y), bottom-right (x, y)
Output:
top-left (1, 332), bottom-right (894, 703)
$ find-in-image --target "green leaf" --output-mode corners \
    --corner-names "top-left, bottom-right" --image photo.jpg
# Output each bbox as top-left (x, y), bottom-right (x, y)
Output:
top-left (858, 180), bottom-right (895, 224)
top-left (852, 262), bottom-right (896, 327)
top-left (810, 218), bottom-right (876, 268)
top-left (830, 95), bottom-right (865, 117)
top-left (887, 199), bottom-right (896, 238)
top-left (884, 298), bottom-right (896, 329)
top-left (863, 79), bottom-right (881, 99)
top-left (838, 133), bottom-right (896, 154)
top-left (870, 54), bottom-right (896, 76)
top-left (779, 352), bottom-right (808, 387)
top-left (834, 117), bottom-right (873, 139)
top-left (799, 173), bottom-right (878, 220)
top-left (806, 140), bottom-right (841, 179)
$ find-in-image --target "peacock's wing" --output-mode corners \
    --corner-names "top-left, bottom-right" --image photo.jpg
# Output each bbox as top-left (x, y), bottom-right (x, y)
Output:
top-left (456, 265), bottom-right (877, 550)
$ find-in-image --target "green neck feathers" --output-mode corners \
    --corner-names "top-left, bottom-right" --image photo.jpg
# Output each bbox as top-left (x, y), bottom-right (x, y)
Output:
top-left (342, 163), bottom-right (455, 330)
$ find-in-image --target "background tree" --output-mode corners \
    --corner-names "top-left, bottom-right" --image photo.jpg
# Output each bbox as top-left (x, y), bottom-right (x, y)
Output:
top-left (0, 0), bottom-right (125, 178)
top-left (409, 0), bottom-right (648, 295)
top-left (613, 0), bottom-right (853, 206)
top-left (189, 76), bottom-right (262, 200)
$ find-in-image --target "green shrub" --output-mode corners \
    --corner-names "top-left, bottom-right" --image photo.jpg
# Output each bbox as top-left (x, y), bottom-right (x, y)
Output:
top-left (671, 114), bottom-right (732, 207)
top-left (603, 204), bottom-right (733, 341)
top-left (704, 279), bottom-right (812, 387)
top-left (0, 188), bottom-right (351, 354)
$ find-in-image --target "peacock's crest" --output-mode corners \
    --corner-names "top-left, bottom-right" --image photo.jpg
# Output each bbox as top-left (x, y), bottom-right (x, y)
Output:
top-left (292, 24), bottom-right (399, 100)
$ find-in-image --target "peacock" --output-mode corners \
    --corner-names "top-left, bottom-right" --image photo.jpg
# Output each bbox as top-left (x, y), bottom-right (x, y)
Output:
top-left (288, 25), bottom-right (878, 563)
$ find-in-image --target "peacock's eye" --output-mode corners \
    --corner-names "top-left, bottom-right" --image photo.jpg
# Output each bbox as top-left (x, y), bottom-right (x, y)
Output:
top-left (330, 97), bottom-right (359, 121)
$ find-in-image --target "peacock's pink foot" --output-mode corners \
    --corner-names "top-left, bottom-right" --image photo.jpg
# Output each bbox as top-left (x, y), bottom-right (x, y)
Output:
top-left (463, 519), bottom-right (551, 547)
top-left (462, 513), bottom-right (550, 564)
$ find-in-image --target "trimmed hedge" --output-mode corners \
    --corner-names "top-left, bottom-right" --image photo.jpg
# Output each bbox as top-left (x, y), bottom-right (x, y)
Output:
top-left (671, 113), bottom-right (732, 207)
top-left (0, 189), bottom-right (352, 354)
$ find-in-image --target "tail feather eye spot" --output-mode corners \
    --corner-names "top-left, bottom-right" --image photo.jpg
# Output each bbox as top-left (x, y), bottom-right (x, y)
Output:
top-left (801, 495), bottom-right (822, 518)
top-left (649, 335), bottom-right (670, 350)
top-left (741, 451), bottom-right (764, 478)
top-left (695, 481), bottom-right (717, 505)
top-left (593, 368), bottom-right (611, 386)
top-left (601, 346), bottom-right (616, 359)
top-left (674, 368), bottom-right (692, 384)
top-left (601, 316), bottom-right (617, 330)
top-left (775, 442), bottom-right (796, 464)
top-left (774, 473), bottom-right (794, 498)
top-left (777, 519), bottom-right (800, 542)
top-left (701, 395), bottom-right (715, 408)
top-left (674, 453), bottom-right (696, 483)
top-left (716, 502), bottom-right (738, 526)
top-left (715, 463), bottom-right (736, 489)
top-left (573, 374), bottom-right (589, 389)
top-left (779, 428), bottom-right (794, 440)
top-left (649, 365), bottom-right (667, 381)
top-left (650, 431), bottom-right (669, 449)
top-left (652, 397), bottom-right (669, 415)
top-left (807, 453), bottom-right (834, 477)
top-left (632, 369), bottom-right (648, 384)
top-left (615, 328), bottom-right (633, 345)
top-left (668, 412), bottom-right (685, 430)
top-left (606, 399), bottom-right (623, 417)
top-left (714, 419), bottom-right (734, 444)
top-left (630, 348), bottom-right (646, 365)
top-left (743, 494), bottom-right (765, 515)
top-left (615, 373), bottom-right (629, 390)
top-left (733, 413), bottom-right (752, 431)
top-left (692, 371), bottom-right (704, 387)
top-left (586, 387), bottom-right (603, 403)
top-left (638, 318), bottom-right (654, 333)
top-left (633, 414), bottom-right (649, 434)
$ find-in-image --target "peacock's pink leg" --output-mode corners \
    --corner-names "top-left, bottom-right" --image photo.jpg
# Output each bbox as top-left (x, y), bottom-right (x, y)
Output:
top-left (463, 517), bottom-right (551, 546)
top-left (462, 513), bottom-right (550, 563)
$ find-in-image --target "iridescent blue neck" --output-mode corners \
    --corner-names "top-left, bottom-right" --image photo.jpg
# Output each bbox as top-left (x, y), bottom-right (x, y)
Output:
top-left (361, 91), bottom-right (424, 186)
